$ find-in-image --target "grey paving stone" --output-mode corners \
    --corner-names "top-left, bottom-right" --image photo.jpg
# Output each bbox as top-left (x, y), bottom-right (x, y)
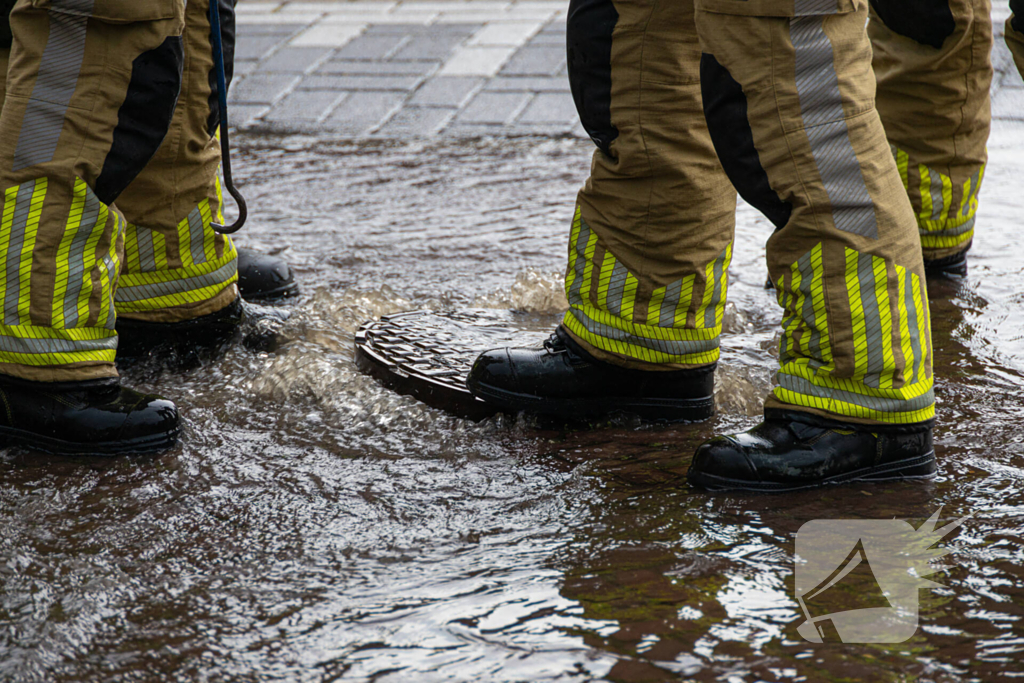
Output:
top-left (229, 73), bottom-right (301, 104)
top-left (390, 34), bottom-right (467, 61)
top-left (499, 46), bottom-right (566, 76)
top-left (484, 76), bottom-right (569, 92)
top-left (237, 23), bottom-right (306, 36)
top-left (993, 89), bottom-right (1024, 120)
top-left (325, 91), bottom-right (407, 134)
top-left (319, 60), bottom-right (438, 76)
top-left (300, 74), bottom-right (423, 91)
top-left (376, 106), bottom-right (455, 136)
top-left (527, 32), bottom-right (564, 46)
top-left (263, 90), bottom-right (345, 123)
top-left (227, 104), bottom-right (268, 129)
top-left (258, 47), bottom-right (333, 73)
top-left (235, 35), bottom-right (290, 61)
top-left (458, 91), bottom-right (531, 124)
top-left (363, 22), bottom-right (482, 36)
top-left (334, 34), bottom-right (408, 60)
top-left (409, 76), bottom-right (483, 107)
top-left (516, 92), bottom-right (576, 124)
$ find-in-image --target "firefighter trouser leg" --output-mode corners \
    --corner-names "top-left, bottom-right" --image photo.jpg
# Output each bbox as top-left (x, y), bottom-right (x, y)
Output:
top-left (0, 0), bottom-right (185, 382)
top-left (562, 0), bottom-right (738, 370)
top-left (694, 0), bottom-right (934, 425)
top-left (869, 0), bottom-right (993, 261)
top-left (113, 0), bottom-right (238, 323)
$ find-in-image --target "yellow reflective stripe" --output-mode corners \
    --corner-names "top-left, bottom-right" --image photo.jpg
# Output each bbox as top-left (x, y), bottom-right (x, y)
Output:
top-left (895, 146), bottom-right (910, 188)
top-left (895, 267), bottom-right (915, 386)
top-left (15, 178), bottom-right (46, 326)
top-left (563, 306), bottom-right (720, 366)
top-left (697, 259), bottom-right (716, 330)
top-left (578, 227), bottom-right (598, 305)
top-left (675, 275), bottom-right (696, 327)
top-left (940, 172), bottom-right (953, 220)
top-left (790, 263), bottom-right (807, 357)
top-left (845, 248), bottom-right (869, 380)
top-left (94, 212), bottom-right (123, 330)
top-left (0, 324), bottom-right (117, 366)
top-left (873, 256), bottom-right (896, 389)
top-left (620, 272), bottom-right (637, 321)
top-left (564, 206), bottom-right (582, 297)
top-left (153, 231), bottom-right (167, 271)
top-left (918, 164), bottom-right (933, 221)
top-left (214, 174), bottom-right (225, 226)
top-left (77, 201), bottom-right (107, 326)
top-left (199, 199), bottom-right (217, 263)
top-left (809, 243), bottom-right (831, 363)
top-left (773, 387), bottom-right (935, 425)
top-left (114, 281), bottom-right (234, 315)
top-left (597, 250), bottom-right (615, 309)
top-left (176, 208), bottom-right (195, 269)
top-left (912, 272), bottom-right (931, 380)
top-left (647, 284), bottom-right (666, 326)
top-left (52, 178), bottom-right (87, 330)
top-left (0, 185), bottom-right (18, 308)
top-left (113, 250), bottom-right (238, 313)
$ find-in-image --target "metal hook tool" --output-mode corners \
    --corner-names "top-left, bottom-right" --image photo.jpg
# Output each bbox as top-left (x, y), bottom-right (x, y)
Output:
top-left (209, 0), bottom-right (247, 234)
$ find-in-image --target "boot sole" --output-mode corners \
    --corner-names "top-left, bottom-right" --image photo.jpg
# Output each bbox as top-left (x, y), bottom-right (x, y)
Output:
top-left (0, 425), bottom-right (180, 456)
top-left (470, 382), bottom-right (715, 423)
top-left (687, 451), bottom-right (937, 493)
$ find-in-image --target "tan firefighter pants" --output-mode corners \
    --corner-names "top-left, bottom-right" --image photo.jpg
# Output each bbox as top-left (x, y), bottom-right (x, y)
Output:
top-left (0, 0), bottom-right (238, 383)
top-left (564, 0), bottom-right (935, 426)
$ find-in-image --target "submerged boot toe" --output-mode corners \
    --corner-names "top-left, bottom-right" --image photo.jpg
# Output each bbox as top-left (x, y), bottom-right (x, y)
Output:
top-left (236, 248), bottom-right (299, 301)
top-left (688, 437), bottom-right (760, 488)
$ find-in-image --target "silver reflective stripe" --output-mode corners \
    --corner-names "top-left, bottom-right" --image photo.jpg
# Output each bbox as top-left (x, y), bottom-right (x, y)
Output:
top-left (63, 183), bottom-right (101, 329)
top-left (605, 259), bottom-right (628, 317)
top-left (187, 206), bottom-right (208, 266)
top-left (114, 259), bottom-right (238, 303)
top-left (98, 218), bottom-right (120, 329)
top-left (927, 168), bottom-right (945, 222)
top-left (569, 309), bottom-right (719, 358)
top-left (779, 275), bottom-right (794, 365)
top-left (13, 1), bottom-right (95, 171)
top-left (962, 169), bottom-right (982, 217)
top-left (4, 181), bottom-right (39, 325)
top-left (566, 219), bottom-right (592, 307)
top-left (797, 251), bottom-right (823, 361)
top-left (779, 372), bottom-right (934, 414)
top-left (135, 225), bottom-right (158, 273)
top-left (658, 279), bottom-right (683, 328)
top-left (703, 251), bottom-right (727, 328)
top-left (855, 252), bottom-right (885, 388)
top-left (790, 17), bottom-right (878, 239)
top-left (794, 0), bottom-right (840, 15)
top-left (903, 274), bottom-right (922, 385)
top-left (0, 331), bottom-right (116, 356)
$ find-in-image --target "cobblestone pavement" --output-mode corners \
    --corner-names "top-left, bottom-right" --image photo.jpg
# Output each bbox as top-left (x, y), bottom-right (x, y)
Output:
top-left (230, 0), bottom-right (1024, 138)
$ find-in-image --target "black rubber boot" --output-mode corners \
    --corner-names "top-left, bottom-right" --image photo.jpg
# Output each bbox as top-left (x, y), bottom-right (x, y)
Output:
top-left (236, 248), bottom-right (299, 301)
top-left (466, 327), bottom-right (715, 422)
top-left (0, 375), bottom-right (179, 455)
top-left (116, 296), bottom-right (291, 359)
top-left (687, 409), bottom-right (936, 492)
top-left (924, 243), bottom-right (969, 279)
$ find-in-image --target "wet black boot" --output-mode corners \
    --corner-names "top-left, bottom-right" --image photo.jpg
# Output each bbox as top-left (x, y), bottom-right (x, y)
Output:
top-left (466, 327), bottom-right (715, 422)
top-left (924, 243), bottom-right (969, 279)
top-left (116, 296), bottom-right (290, 359)
top-left (687, 409), bottom-right (936, 492)
top-left (236, 248), bottom-right (299, 300)
top-left (0, 376), bottom-right (179, 455)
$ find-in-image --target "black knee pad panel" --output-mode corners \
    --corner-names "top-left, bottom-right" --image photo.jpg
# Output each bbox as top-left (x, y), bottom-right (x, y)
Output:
top-left (0, 0), bottom-right (16, 49)
top-left (870, 0), bottom-right (956, 49)
top-left (566, 0), bottom-right (619, 156)
top-left (94, 36), bottom-right (184, 206)
top-left (700, 53), bottom-right (792, 231)
top-left (1012, 0), bottom-right (1024, 34)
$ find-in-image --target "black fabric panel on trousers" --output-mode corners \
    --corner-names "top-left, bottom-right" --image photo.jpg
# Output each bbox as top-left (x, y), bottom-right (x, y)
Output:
top-left (1013, 0), bottom-right (1024, 33)
top-left (869, 0), bottom-right (956, 49)
top-left (207, 0), bottom-right (236, 137)
top-left (94, 36), bottom-right (184, 206)
top-left (0, 0), bottom-right (16, 49)
top-left (700, 54), bottom-right (792, 231)
top-left (566, 0), bottom-right (618, 157)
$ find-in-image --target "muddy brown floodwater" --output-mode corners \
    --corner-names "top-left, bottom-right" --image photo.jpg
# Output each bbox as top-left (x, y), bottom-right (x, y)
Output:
top-left (1, 128), bottom-right (1023, 682)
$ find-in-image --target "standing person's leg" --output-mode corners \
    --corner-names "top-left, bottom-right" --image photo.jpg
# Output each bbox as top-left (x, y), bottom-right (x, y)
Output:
top-left (688, 0), bottom-right (937, 490)
top-left (112, 0), bottom-right (240, 351)
top-left (869, 0), bottom-right (993, 275)
top-left (467, 0), bottom-right (738, 422)
top-left (0, 0), bottom-right (184, 453)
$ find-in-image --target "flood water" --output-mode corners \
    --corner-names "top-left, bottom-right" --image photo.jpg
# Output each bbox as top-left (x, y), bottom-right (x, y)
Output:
top-left (1, 126), bottom-right (1023, 682)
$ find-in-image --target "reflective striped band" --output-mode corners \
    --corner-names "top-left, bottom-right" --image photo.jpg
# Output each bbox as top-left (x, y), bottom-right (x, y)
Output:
top-left (790, 16), bottom-right (878, 239)
top-left (563, 206), bottom-right (729, 365)
top-left (117, 195), bottom-right (237, 313)
top-left (778, 242), bottom-right (832, 368)
top-left (0, 324), bottom-right (117, 366)
top-left (775, 372), bottom-right (935, 424)
top-left (14, 1), bottom-right (96, 171)
top-left (892, 146), bottom-right (983, 251)
top-left (0, 179), bottom-right (46, 326)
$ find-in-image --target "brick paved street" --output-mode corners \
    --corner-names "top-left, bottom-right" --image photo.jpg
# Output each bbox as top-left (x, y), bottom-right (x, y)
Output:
top-left (230, 0), bottom-right (1024, 138)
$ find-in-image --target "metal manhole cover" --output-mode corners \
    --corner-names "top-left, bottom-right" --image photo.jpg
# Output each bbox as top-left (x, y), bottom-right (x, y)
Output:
top-left (354, 309), bottom-right (549, 420)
